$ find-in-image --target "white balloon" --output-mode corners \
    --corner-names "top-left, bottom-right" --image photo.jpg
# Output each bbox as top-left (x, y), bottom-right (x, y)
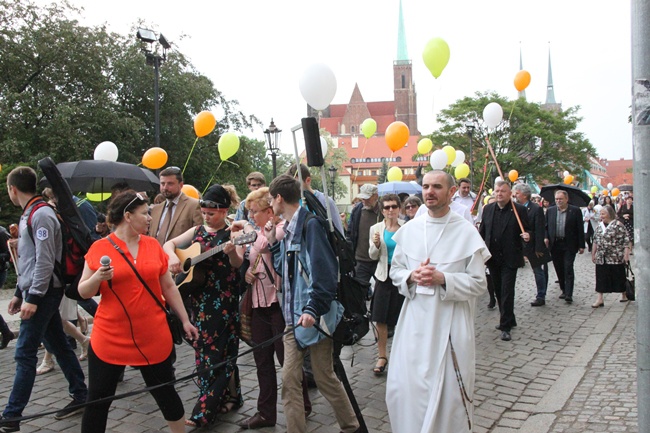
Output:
top-left (495, 176), bottom-right (503, 185)
top-left (320, 136), bottom-right (328, 158)
top-left (607, 182), bottom-right (613, 190)
top-left (430, 149), bottom-right (448, 170)
top-left (299, 63), bottom-right (337, 110)
top-left (563, 170), bottom-right (570, 177)
top-left (94, 141), bottom-right (118, 162)
top-left (482, 102), bottom-right (503, 129)
top-left (452, 150), bottom-right (466, 167)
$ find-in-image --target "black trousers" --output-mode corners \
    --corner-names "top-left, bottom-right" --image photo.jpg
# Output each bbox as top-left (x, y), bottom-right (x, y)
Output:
top-left (488, 262), bottom-right (519, 332)
top-left (81, 344), bottom-right (183, 433)
top-left (551, 241), bottom-right (577, 298)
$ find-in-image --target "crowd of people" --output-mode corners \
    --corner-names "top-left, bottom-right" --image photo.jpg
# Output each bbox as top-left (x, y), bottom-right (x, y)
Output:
top-left (0, 162), bottom-right (635, 433)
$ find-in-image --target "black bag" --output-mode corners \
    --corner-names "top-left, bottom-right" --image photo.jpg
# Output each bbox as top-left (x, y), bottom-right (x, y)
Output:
top-left (625, 263), bottom-right (635, 301)
top-left (166, 310), bottom-right (185, 345)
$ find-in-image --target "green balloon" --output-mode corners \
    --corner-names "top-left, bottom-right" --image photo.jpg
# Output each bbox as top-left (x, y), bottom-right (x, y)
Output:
top-left (361, 118), bottom-right (377, 139)
top-left (422, 37), bottom-right (450, 79)
top-left (218, 132), bottom-right (240, 161)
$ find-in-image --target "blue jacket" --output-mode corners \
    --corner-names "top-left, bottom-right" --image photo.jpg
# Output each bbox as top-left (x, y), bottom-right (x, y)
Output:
top-left (269, 207), bottom-right (343, 348)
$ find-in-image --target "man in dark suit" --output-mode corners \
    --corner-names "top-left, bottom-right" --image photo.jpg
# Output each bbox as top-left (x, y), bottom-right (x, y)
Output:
top-left (149, 166), bottom-right (203, 245)
top-left (513, 184), bottom-right (551, 306)
top-left (479, 180), bottom-right (530, 341)
top-left (544, 190), bottom-right (585, 303)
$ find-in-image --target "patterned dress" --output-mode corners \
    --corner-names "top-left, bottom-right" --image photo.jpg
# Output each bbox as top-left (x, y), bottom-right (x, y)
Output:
top-left (187, 225), bottom-right (242, 426)
top-left (593, 221), bottom-right (629, 293)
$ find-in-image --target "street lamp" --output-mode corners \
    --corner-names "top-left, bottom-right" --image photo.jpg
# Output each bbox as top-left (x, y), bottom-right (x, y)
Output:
top-left (136, 28), bottom-right (171, 148)
top-left (264, 119), bottom-right (281, 179)
top-left (328, 165), bottom-right (338, 198)
top-left (465, 121), bottom-right (476, 188)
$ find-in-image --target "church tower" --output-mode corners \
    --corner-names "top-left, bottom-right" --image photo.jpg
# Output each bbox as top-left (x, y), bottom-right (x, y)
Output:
top-left (518, 44), bottom-right (526, 100)
top-left (393, 0), bottom-right (419, 134)
top-left (542, 44), bottom-right (562, 112)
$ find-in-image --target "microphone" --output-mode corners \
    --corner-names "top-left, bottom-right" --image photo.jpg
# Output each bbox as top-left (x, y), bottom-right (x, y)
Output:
top-left (100, 256), bottom-right (112, 288)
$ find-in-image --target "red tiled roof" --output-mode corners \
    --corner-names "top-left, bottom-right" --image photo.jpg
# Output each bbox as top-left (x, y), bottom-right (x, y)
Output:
top-left (367, 101), bottom-right (395, 116)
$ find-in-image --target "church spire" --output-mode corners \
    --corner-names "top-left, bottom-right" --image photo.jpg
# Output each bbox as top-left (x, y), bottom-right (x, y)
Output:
top-left (545, 44), bottom-right (556, 105)
top-left (518, 43), bottom-right (526, 100)
top-left (396, 0), bottom-right (408, 61)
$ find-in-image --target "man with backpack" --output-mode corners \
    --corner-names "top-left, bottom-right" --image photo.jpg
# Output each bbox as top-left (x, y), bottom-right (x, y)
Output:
top-left (0, 167), bottom-right (87, 433)
top-left (264, 175), bottom-right (359, 433)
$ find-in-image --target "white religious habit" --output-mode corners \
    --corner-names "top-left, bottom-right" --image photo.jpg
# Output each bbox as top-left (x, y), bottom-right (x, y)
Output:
top-left (387, 209), bottom-right (490, 433)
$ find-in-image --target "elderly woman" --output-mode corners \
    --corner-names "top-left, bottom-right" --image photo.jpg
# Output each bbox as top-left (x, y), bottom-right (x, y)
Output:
top-left (164, 184), bottom-right (244, 428)
top-left (78, 190), bottom-right (198, 433)
top-left (235, 187), bottom-right (311, 429)
top-left (402, 196), bottom-right (422, 222)
top-left (591, 205), bottom-right (631, 307)
top-left (368, 193), bottom-right (405, 375)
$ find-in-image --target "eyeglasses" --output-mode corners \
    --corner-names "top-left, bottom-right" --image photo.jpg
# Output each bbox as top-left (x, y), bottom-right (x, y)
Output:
top-left (249, 206), bottom-right (270, 216)
top-left (404, 205), bottom-right (416, 210)
top-left (200, 200), bottom-right (227, 209)
top-left (123, 193), bottom-right (145, 216)
top-left (383, 204), bottom-right (399, 210)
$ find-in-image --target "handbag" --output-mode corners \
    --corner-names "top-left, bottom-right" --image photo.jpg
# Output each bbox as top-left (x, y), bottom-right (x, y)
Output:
top-left (625, 262), bottom-right (635, 302)
top-left (108, 237), bottom-right (185, 345)
top-left (238, 253), bottom-right (262, 346)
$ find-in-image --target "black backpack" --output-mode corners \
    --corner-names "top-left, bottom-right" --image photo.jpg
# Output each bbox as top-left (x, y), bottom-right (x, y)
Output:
top-left (302, 191), bottom-right (370, 346)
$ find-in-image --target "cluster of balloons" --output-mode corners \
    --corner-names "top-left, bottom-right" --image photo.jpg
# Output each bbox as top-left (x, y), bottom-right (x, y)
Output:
top-left (299, 63), bottom-right (337, 110)
top-left (94, 141), bottom-right (119, 162)
top-left (562, 170), bottom-right (574, 185)
top-left (483, 102), bottom-right (503, 129)
top-left (385, 121), bottom-right (410, 152)
top-left (361, 118), bottom-right (377, 139)
top-left (422, 37), bottom-right (450, 79)
top-left (142, 147), bottom-right (168, 169)
top-left (514, 70), bottom-right (531, 92)
top-left (194, 111), bottom-right (217, 138)
top-left (428, 144), bottom-right (469, 178)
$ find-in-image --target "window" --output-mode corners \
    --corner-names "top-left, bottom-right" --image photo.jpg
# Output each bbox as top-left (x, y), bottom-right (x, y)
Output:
top-left (371, 170), bottom-right (377, 176)
top-left (351, 126), bottom-right (355, 133)
top-left (401, 75), bottom-right (405, 88)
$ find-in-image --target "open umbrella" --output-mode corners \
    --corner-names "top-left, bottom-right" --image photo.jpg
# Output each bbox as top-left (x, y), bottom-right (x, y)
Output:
top-left (377, 181), bottom-right (422, 196)
top-left (40, 160), bottom-right (159, 193)
top-left (540, 183), bottom-right (592, 207)
top-left (617, 184), bottom-right (633, 192)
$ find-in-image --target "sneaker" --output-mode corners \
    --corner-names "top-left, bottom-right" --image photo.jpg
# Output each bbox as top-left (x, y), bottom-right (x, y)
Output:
top-left (54, 399), bottom-right (85, 420)
top-left (0, 415), bottom-right (20, 432)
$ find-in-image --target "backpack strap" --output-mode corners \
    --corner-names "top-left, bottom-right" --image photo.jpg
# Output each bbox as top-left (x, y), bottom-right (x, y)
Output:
top-left (26, 198), bottom-right (64, 282)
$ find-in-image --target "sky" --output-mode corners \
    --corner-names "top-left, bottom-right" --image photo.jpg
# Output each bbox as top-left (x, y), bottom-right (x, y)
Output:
top-left (50, 0), bottom-right (633, 161)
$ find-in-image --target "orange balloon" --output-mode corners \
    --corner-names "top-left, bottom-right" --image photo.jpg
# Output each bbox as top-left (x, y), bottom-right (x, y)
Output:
top-left (514, 70), bottom-right (531, 92)
top-left (385, 121), bottom-right (410, 152)
top-left (602, 189), bottom-right (609, 196)
top-left (563, 175), bottom-right (574, 185)
top-left (508, 170), bottom-right (519, 182)
top-left (182, 184), bottom-right (200, 199)
top-left (142, 147), bottom-right (168, 169)
top-left (194, 111), bottom-right (216, 138)
top-left (611, 187), bottom-right (620, 197)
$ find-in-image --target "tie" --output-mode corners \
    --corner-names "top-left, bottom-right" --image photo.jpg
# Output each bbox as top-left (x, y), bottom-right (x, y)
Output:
top-left (156, 201), bottom-right (175, 244)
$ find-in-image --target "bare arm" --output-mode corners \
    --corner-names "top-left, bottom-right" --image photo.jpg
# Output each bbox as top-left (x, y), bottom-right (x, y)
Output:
top-left (163, 226), bottom-right (196, 274)
top-left (160, 271), bottom-right (199, 341)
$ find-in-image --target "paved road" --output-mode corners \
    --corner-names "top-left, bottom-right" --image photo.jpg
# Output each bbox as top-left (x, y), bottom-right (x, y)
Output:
top-left (0, 252), bottom-right (638, 432)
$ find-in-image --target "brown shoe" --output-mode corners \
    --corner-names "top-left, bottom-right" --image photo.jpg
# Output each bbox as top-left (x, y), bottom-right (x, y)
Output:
top-left (237, 412), bottom-right (275, 429)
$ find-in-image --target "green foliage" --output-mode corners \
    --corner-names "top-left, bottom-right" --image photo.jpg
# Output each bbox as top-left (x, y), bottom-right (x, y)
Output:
top-left (428, 92), bottom-right (597, 188)
top-left (377, 160), bottom-right (389, 184)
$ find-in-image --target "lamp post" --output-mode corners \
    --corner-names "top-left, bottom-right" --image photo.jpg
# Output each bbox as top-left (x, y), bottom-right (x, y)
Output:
top-left (465, 122), bottom-right (476, 188)
top-left (264, 119), bottom-right (281, 179)
top-left (136, 29), bottom-right (171, 148)
top-left (328, 165), bottom-right (338, 198)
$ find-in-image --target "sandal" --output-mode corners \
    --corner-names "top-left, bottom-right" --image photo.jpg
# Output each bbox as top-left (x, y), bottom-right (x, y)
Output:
top-left (219, 396), bottom-right (242, 414)
top-left (373, 357), bottom-right (388, 376)
top-left (37, 358), bottom-right (55, 375)
top-left (184, 419), bottom-right (197, 427)
top-left (79, 337), bottom-right (90, 361)
top-left (78, 315), bottom-right (88, 336)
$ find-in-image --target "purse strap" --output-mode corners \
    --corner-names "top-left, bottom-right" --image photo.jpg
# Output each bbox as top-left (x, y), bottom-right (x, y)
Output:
top-left (108, 236), bottom-right (169, 315)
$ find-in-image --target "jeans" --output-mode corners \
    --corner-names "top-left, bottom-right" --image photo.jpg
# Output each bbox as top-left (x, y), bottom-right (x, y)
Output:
top-left (532, 263), bottom-right (548, 300)
top-left (3, 289), bottom-right (87, 418)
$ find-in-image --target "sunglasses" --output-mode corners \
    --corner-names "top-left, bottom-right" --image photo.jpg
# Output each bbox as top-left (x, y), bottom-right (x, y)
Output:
top-left (383, 204), bottom-right (399, 210)
top-left (123, 193), bottom-right (145, 216)
top-left (404, 204), bottom-right (417, 210)
top-left (165, 166), bottom-right (182, 174)
top-left (200, 199), bottom-right (228, 209)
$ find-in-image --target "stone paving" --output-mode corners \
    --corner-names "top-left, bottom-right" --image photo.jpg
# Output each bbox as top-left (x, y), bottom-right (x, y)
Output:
top-left (0, 252), bottom-right (639, 432)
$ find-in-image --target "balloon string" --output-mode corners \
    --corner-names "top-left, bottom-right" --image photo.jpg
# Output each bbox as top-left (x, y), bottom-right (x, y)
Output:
top-left (485, 136), bottom-right (525, 233)
top-left (203, 161), bottom-right (223, 194)
top-left (353, 137), bottom-right (369, 184)
top-left (507, 99), bottom-right (518, 123)
top-left (472, 152), bottom-right (491, 213)
top-left (183, 137), bottom-right (200, 175)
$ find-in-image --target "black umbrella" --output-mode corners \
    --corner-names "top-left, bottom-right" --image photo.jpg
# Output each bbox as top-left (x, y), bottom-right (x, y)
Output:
top-left (617, 184), bottom-right (633, 192)
top-left (540, 184), bottom-right (592, 207)
top-left (40, 160), bottom-right (159, 193)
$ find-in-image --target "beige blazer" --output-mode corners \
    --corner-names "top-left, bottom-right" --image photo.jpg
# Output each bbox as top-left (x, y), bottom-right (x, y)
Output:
top-left (368, 219), bottom-right (405, 282)
top-left (149, 192), bottom-right (203, 244)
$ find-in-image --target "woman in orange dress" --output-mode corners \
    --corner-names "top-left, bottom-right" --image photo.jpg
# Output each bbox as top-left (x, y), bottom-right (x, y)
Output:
top-left (78, 190), bottom-right (197, 433)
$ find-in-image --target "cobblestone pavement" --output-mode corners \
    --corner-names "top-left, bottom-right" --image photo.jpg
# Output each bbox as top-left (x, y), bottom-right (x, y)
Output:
top-left (0, 252), bottom-right (638, 432)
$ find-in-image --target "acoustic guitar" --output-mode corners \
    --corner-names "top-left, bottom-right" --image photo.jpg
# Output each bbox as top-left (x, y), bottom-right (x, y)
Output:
top-left (174, 231), bottom-right (257, 295)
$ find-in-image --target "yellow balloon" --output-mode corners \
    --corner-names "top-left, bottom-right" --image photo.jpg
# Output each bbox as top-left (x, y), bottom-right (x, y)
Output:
top-left (142, 147), bottom-right (168, 169)
top-left (86, 192), bottom-right (111, 202)
top-left (422, 37), bottom-right (450, 79)
top-left (454, 163), bottom-right (470, 179)
top-left (182, 184), bottom-right (200, 199)
top-left (417, 138), bottom-right (433, 154)
top-left (484, 196), bottom-right (490, 205)
top-left (386, 166), bottom-right (403, 182)
top-left (442, 145), bottom-right (456, 166)
top-left (218, 133), bottom-right (240, 161)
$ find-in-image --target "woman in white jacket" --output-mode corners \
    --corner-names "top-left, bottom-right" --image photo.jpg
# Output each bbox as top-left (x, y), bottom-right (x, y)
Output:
top-left (368, 193), bottom-right (405, 375)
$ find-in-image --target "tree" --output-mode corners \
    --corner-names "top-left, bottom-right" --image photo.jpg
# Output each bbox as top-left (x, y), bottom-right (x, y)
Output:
top-left (428, 92), bottom-right (597, 188)
top-left (377, 160), bottom-right (389, 184)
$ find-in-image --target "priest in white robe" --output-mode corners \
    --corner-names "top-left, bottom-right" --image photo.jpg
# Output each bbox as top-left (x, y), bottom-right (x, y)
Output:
top-left (387, 170), bottom-right (490, 433)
